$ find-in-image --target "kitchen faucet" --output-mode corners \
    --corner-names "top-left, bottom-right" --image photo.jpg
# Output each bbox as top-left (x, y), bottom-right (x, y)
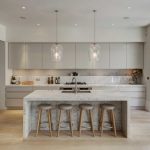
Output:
top-left (72, 77), bottom-right (78, 93)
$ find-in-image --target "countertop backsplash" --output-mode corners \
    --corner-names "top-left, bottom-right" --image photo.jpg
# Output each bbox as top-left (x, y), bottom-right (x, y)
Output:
top-left (10, 69), bottom-right (143, 85)
top-left (13, 75), bottom-right (134, 85)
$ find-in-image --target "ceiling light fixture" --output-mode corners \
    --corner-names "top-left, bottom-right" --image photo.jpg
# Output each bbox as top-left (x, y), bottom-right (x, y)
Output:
top-left (127, 6), bottom-right (132, 9)
top-left (36, 23), bottom-right (41, 26)
top-left (112, 23), bottom-right (115, 26)
top-left (21, 6), bottom-right (27, 10)
top-left (90, 10), bottom-right (101, 62)
top-left (51, 10), bottom-right (63, 62)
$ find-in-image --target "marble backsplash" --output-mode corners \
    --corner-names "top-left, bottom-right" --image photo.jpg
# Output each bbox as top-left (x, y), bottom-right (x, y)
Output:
top-left (13, 75), bottom-right (132, 85)
top-left (11, 69), bottom-right (142, 85)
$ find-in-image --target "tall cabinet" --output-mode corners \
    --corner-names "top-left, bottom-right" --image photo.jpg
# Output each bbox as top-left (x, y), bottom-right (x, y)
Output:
top-left (144, 26), bottom-right (150, 111)
top-left (0, 41), bottom-right (5, 109)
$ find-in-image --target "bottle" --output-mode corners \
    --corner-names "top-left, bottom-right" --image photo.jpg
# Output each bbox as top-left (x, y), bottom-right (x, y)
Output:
top-left (48, 77), bottom-right (51, 84)
top-left (57, 77), bottom-right (60, 84)
top-left (11, 75), bottom-right (17, 84)
top-left (51, 76), bottom-right (54, 84)
top-left (55, 77), bottom-right (58, 84)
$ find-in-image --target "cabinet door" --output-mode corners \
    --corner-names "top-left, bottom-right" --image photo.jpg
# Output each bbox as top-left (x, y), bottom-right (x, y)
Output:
top-left (43, 43), bottom-right (52, 69)
top-left (76, 43), bottom-right (109, 69)
top-left (76, 43), bottom-right (91, 69)
top-left (43, 43), bottom-right (75, 69)
top-left (8, 43), bottom-right (26, 69)
top-left (127, 43), bottom-right (144, 69)
top-left (26, 43), bottom-right (43, 69)
top-left (110, 43), bottom-right (127, 69)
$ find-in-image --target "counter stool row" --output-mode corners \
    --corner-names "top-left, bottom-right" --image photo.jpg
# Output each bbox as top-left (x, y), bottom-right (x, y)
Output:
top-left (36, 103), bottom-right (117, 137)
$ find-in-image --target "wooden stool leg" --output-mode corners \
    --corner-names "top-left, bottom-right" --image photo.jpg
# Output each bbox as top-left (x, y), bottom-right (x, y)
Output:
top-left (89, 110), bottom-right (95, 137)
top-left (57, 109), bottom-right (62, 137)
top-left (100, 109), bottom-right (104, 136)
top-left (79, 109), bottom-right (83, 137)
top-left (47, 110), bottom-right (52, 136)
top-left (111, 110), bottom-right (117, 137)
top-left (36, 109), bottom-right (42, 136)
top-left (108, 110), bottom-right (113, 131)
top-left (69, 110), bottom-right (73, 137)
top-left (99, 109), bottom-right (102, 131)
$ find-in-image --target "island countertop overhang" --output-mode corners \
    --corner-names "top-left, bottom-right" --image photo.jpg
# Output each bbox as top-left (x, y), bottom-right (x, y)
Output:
top-left (24, 90), bottom-right (129, 102)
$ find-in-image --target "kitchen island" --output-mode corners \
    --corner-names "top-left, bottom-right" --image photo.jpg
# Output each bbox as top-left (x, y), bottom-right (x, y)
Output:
top-left (23, 90), bottom-right (129, 139)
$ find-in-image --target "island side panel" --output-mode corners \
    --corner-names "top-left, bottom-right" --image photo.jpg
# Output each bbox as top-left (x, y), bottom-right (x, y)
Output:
top-left (23, 100), bottom-right (32, 139)
top-left (121, 101), bottom-right (129, 138)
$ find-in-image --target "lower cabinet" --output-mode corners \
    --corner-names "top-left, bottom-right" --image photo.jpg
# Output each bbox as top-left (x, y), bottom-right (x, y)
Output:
top-left (5, 86), bottom-right (59, 108)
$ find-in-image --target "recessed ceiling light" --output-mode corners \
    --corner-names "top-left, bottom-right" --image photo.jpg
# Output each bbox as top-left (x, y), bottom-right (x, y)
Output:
top-left (74, 24), bottom-right (78, 26)
top-left (21, 6), bottom-right (27, 10)
top-left (19, 16), bottom-right (26, 20)
top-left (123, 17), bottom-right (130, 20)
top-left (36, 23), bottom-right (41, 26)
top-left (112, 23), bottom-right (115, 26)
top-left (128, 6), bottom-right (132, 9)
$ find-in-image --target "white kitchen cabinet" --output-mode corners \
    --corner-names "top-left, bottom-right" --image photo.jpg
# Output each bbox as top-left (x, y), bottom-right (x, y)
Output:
top-left (43, 43), bottom-right (75, 69)
top-left (127, 43), bottom-right (144, 69)
top-left (110, 43), bottom-right (127, 69)
top-left (76, 43), bottom-right (109, 69)
top-left (8, 43), bottom-right (26, 69)
top-left (26, 43), bottom-right (43, 69)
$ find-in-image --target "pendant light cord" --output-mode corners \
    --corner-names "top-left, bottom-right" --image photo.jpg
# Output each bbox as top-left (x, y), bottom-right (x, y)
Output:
top-left (55, 10), bottom-right (58, 44)
top-left (93, 10), bottom-right (96, 44)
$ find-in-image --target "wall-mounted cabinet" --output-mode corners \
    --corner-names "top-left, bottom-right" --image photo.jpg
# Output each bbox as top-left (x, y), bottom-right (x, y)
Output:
top-left (8, 42), bottom-right (144, 70)
top-left (43, 43), bottom-right (75, 69)
top-left (110, 43), bottom-right (127, 69)
top-left (127, 43), bottom-right (144, 69)
top-left (76, 43), bottom-right (109, 69)
top-left (8, 43), bottom-right (26, 69)
top-left (26, 43), bottom-right (43, 69)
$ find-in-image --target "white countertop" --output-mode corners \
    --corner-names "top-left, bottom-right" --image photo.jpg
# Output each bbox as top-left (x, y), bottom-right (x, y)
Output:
top-left (6, 84), bottom-right (145, 88)
top-left (24, 90), bottom-right (129, 102)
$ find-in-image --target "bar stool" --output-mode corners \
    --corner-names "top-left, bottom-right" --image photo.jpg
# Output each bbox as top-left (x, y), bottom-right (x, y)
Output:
top-left (99, 104), bottom-right (117, 136)
top-left (57, 104), bottom-right (73, 137)
top-left (79, 104), bottom-right (95, 137)
top-left (36, 104), bottom-right (52, 136)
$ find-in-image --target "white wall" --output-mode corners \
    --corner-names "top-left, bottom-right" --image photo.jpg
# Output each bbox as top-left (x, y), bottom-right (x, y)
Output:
top-left (6, 26), bottom-right (145, 42)
top-left (0, 24), bottom-right (6, 41)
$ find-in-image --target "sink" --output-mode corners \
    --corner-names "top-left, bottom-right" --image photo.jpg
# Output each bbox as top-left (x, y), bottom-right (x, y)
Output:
top-left (61, 90), bottom-right (91, 93)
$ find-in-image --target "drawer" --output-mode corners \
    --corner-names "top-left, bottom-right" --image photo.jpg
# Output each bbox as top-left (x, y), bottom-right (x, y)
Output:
top-left (6, 86), bottom-right (33, 92)
top-left (129, 98), bottom-right (145, 107)
top-left (6, 99), bottom-right (23, 107)
top-left (6, 92), bottom-right (32, 99)
top-left (121, 91), bottom-right (145, 98)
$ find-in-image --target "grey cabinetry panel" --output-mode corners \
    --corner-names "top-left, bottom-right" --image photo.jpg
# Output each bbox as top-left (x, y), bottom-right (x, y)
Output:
top-left (43, 43), bottom-right (75, 69)
top-left (76, 43), bottom-right (109, 69)
top-left (110, 43), bottom-right (127, 69)
top-left (8, 43), bottom-right (26, 69)
top-left (26, 43), bottom-right (43, 69)
top-left (127, 43), bottom-right (143, 69)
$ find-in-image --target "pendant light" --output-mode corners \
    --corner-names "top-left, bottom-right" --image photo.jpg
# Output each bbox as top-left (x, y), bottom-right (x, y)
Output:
top-left (51, 10), bottom-right (63, 61)
top-left (90, 10), bottom-right (101, 61)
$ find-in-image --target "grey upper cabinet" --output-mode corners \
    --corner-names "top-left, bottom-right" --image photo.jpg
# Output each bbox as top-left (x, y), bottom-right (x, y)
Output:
top-left (110, 43), bottom-right (127, 69)
top-left (8, 43), bottom-right (26, 69)
top-left (76, 43), bottom-right (91, 69)
top-left (76, 43), bottom-right (109, 69)
top-left (26, 43), bottom-right (43, 69)
top-left (43, 43), bottom-right (75, 69)
top-left (127, 43), bottom-right (144, 69)
top-left (42, 43), bottom-right (52, 69)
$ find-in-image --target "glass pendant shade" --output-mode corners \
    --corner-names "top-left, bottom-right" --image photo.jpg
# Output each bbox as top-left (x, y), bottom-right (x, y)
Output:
top-left (90, 43), bottom-right (101, 61)
top-left (51, 10), bottom-right (63, 62)
top-left (90, 10), bottom-right (101, 62)
top-left (51, 43), bottom-right (63, 62)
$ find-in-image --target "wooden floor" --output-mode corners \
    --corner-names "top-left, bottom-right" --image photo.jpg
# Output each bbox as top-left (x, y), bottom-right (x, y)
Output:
top-left (0, 110), bottom-right (150, 150)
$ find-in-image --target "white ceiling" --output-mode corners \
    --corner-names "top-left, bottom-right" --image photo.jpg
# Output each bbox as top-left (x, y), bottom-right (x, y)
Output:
top-left (0, 0), bottom-right (150, 29)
